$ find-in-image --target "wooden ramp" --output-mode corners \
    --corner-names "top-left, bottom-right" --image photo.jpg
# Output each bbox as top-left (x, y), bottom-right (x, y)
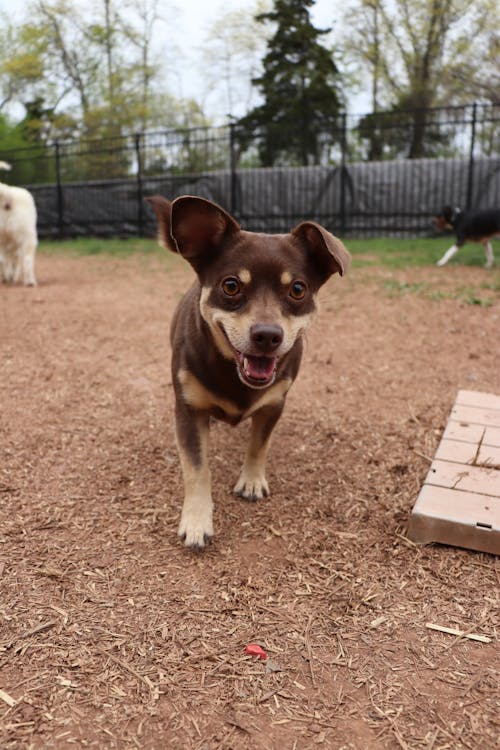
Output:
top-left (408, 390), bottom-right (500, 555)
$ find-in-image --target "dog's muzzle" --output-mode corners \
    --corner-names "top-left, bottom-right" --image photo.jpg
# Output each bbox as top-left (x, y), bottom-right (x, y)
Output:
top-left (220, 323), bottom-right (283, 389)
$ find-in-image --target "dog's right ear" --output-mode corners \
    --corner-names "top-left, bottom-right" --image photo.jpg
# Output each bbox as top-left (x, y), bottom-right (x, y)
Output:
top-left (170, 196), bottom-right (240, 268)
top-left (144, 196), bottom-right (178, 253)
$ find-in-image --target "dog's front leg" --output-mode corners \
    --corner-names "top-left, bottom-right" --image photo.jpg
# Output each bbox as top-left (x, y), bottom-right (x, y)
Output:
top-left (22, 246), bottom-right (37, 286)
top-left (175, 403), bottom-right (213, 549)
top-left (436, 243), bottom-right (459, 266)
top-left (2, 255), bottom-right (14, 283)
top-left (235, 404), bottom-right (284, 501)
top-left (484, 241), bottom-right (494, 269)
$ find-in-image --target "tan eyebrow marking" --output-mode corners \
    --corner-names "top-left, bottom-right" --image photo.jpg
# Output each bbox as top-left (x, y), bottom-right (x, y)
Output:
top-left (239, 269), bottom-right (251, 284)
top-left (280, 271), bottom-right (292, 285)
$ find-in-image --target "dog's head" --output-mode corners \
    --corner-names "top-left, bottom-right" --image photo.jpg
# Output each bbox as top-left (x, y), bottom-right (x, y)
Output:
top-left (146, 195), bottom-right (350, 389)
top-left (434, 205), bottom-right (462, 232)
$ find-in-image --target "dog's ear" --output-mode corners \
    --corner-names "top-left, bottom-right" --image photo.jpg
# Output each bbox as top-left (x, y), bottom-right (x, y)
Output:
top-left (144, 195), bottom-right (177, 253)
top-left (291, 221), bottom-right (350, 280)
top-left (170, 196), bottom-right (240, 267)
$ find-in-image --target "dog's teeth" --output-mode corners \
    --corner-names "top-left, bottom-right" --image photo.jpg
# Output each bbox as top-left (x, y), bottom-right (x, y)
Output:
top-left (243, 356), bottom-right (249, 374)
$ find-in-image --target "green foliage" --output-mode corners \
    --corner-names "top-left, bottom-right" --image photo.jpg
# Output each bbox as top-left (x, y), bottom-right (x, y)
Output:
top-left (237, 0), bottom-right (343, 166)
top-left (0, 1), bottom-right (210, 153)
top-left (0, 112), bottom-right (56, 184)
top-left (202, 1), bottom-right (271, 118)
top-left (343, 0), bottom-right (500, 153)
top-left (356, 108), bottom-right (450, 160)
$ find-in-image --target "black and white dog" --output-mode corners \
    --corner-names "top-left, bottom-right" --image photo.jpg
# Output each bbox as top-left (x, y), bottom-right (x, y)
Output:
top-left (435, 206), bottom-right (499, 268)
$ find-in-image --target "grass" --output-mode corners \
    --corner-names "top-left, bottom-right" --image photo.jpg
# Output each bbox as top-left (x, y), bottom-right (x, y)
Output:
top-left (347, 236), bottom-right (499, 269)
top-left (39, 236), bottom-right (163, 258)
top-left (39, 235), bottom-right (499, 270)
top-left (383, 278), bottom-right (496, 307)
top-left (38, 234), bottom-right (499, 307)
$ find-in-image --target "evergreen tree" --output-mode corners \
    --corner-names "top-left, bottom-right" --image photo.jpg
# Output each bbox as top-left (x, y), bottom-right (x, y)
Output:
top-left (237, 0), bottom-right (343, 166)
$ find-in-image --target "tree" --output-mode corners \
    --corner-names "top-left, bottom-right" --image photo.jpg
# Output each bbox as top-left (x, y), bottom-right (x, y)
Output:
top-left (343, 0), bottom-right (500, 158)
top-left (237, 0), bottom-right (343, 166)
top-left (201, 1), bottom-right (271, 119)
top-left (0, 110), bottom-right (56, 183)
top-left (0, 0), bottom-right (206, 146)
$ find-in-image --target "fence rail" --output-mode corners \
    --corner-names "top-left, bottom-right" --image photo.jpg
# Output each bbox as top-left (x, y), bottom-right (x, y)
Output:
top-left (1, 103), bottom-right (499, 238)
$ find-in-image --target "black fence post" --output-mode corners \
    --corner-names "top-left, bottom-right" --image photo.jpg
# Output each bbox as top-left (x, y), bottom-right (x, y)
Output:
top-left (229, 120), bottom-right (238, 218)
top-left (466, 102), bottom-right (478, 210)
top-left (340, 112), bottom-right (348, 235)
top-left (54, 141), bottom-right (64, 239)
top-left (135, 133), bottom-right (144, 236)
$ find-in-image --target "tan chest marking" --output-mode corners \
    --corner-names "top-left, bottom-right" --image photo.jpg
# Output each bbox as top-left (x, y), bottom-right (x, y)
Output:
top-left (177, 368), bottom-right (292, 420)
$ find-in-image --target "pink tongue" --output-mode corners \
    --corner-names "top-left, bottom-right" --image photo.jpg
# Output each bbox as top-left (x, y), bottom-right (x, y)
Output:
top-left (245, 355), bottom-right (276, 381)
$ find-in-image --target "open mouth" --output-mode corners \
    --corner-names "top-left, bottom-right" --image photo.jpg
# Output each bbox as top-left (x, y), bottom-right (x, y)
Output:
top-left (235, 351), bottom-right (278, 388)
top-left (219, 324), bottom-right (278, 388)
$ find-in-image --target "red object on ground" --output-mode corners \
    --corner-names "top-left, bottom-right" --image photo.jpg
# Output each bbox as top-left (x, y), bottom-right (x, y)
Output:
top-left (245, 643), bottom-right (267, 660)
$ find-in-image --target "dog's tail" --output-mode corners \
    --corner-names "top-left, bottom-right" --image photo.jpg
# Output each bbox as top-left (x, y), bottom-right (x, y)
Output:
top-left (0, 160), bottom-right (12, 171)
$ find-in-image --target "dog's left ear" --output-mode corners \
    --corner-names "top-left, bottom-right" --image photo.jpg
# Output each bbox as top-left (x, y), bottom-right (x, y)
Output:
top-left (171, 196), bottom-right (240, 269)
top-left (144, 195), bottom-right (177, 253)
top-left (292, 221), bottom-right (350, 280)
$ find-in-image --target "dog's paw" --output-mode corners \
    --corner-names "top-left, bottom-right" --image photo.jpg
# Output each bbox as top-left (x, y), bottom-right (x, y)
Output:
top-left (178, 508), bottom-right (213, 550)
top-left (234, 472), bottom-right (269, 502)
top-left (436, 259), bottom-right (446, 267)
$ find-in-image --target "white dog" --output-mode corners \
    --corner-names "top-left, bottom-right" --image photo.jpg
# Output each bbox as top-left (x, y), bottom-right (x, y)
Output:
top-left (0, 161), bottom-right (37, 286)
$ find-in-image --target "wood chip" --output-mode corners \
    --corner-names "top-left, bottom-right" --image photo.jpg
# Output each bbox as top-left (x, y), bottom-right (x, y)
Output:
top-left (0, 688), bottom-right (16, 707)
top-left (425, 623), bottom-right (492, 643)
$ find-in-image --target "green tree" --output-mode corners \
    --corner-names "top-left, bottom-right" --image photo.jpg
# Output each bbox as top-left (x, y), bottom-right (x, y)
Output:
top-left (237, 0), bottom-right (343, 166)
top-left (0, 1), bottom-right (206, 142)
top-left (0, 109), bottom-right (57, 183)
top-left (344, 0), bottom-right (500, 158)
top-left (202, 1), bottom-right (271, 119)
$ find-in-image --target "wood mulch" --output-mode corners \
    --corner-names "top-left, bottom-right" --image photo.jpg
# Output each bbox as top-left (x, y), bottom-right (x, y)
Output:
top-left (1, 251), bottom-right (499, 749)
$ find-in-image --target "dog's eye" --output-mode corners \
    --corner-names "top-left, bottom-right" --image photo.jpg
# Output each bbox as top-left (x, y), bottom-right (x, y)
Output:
top-left (221, 277), bottom-right (241, 296)
top-left (289, 280), bottom-right (307, 300)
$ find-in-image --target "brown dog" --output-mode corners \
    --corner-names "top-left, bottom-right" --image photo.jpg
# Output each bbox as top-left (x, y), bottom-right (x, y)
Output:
top-left (146, 195), bottom-right (350, 549)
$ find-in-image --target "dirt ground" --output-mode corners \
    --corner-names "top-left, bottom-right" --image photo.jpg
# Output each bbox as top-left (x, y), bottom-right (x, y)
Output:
top-left (1, 249), bottom-right (499, 750)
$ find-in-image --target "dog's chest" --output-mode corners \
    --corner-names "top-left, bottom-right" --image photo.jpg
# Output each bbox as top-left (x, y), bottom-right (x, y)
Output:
top-left (177, 368), bottom-right (291, 422)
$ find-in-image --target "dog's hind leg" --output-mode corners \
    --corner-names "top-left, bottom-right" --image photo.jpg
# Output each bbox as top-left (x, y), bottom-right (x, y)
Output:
top-left (176, 406), bottom-right (213, 549)
top-left (234, 403), bottom-right (284, 502)
top-left (484, 241), bottom-right (494, 269)
top-left (436, 243), bottom-right (459, 266)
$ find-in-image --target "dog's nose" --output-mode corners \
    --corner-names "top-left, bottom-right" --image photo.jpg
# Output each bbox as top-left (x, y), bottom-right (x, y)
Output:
top-left (250, 324), bottom-right (284, 353)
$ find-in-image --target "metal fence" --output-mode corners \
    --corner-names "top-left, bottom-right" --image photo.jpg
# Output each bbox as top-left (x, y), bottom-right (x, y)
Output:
top-left (1, 103), bottom-right (499, 238)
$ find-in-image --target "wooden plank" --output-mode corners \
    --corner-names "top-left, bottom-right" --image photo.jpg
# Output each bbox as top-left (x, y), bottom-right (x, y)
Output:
top-left (477, 445), bottom-right (500, 467)
top-left (408, 485), bottom-right (499, 555)
top-left (412, 484), bottom-right (498, 523)
top-left (456, 389), bottom-right (500, 410)
top-left (435, 438), bottom-right (500, 467)
top-left (484, 427), bottom-right (500, 448)
top-left (443, 422), bottom-right (500, 446)
top-left (426, 460), bottom-right (500, 497)
top-left (443, 421), bottom-right (487, 444)
top-left (450, 404), bottom-right (500, 428)
top-left (409, 390), bottom-right (500, 554)
top-left (434, 439), bottom-right (477, 464)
